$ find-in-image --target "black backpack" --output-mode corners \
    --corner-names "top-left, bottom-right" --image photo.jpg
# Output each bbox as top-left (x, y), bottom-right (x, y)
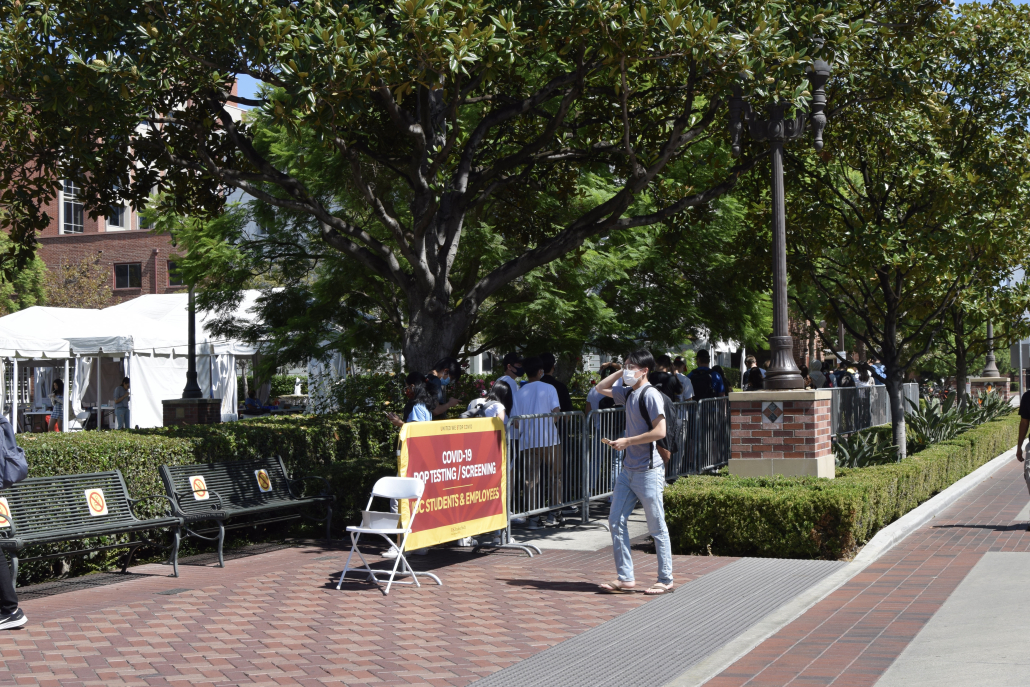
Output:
top-left (637, 387), bottom-right (682, 467)
top-left (691, 368), bottom-right (717, 400)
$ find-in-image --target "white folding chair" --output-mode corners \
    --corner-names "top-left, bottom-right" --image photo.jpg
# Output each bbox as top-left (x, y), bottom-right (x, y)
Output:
top-left (336, 476), bottom-right (442, 595)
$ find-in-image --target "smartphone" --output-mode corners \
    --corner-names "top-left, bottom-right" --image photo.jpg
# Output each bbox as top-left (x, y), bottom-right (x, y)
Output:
top-left (601, 437), bottom-right (615, 446)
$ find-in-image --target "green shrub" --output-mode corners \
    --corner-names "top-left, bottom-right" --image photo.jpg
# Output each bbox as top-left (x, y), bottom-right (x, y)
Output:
top-left (237, 374), bottom-right (309, 401)
top-left (13, 413), bottom-right (399, 583)
top-left (665, 411), bottom-right (1020, 560)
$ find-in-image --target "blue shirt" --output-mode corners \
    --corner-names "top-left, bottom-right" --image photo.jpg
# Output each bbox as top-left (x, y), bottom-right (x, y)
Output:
top-left (406, 404), bottom-right (432, 423)
top-left (425, 376), bottom-right (447, 406)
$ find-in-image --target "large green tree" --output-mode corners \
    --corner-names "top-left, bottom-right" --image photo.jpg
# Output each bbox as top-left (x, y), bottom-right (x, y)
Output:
top-left (0, 0), bottom-right (869, 370)
top-left (786, 1), bottom-right (1030, 457)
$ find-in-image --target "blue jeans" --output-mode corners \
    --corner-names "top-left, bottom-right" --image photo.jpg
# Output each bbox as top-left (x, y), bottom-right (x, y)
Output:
top-left (115, 408), bottom-right (129, 430)
top-left (609, 466), bottom-right (673, 585)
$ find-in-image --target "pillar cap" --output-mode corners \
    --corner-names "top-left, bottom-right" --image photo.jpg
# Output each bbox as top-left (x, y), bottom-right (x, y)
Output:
top-left (728, 389), bottom-right (833, 401)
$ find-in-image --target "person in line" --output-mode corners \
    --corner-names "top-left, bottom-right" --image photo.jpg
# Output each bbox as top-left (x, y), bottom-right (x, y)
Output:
top-left (799, 365), bottom-right (812, 390)
top-left (497, 352), bottom-right (524, 417)
top-left (517, 356), bottom-right (562, 529)
top-left (854, 364), bottom-right (873, 388)
top-left (688, 350), bottom-right (726, 401)
top-left (47, 379), bottom-right (64, 432)
top-left (113, 377), bottom-right (130, 430)
top-left (745, 355), bottom-right (766, 379)
top-left (655, 354), bottom-right (674, 373)
top-left (466, 379), bottom-right (513, 547)
top-left (745, 367), bottom-right (764, 391)
top-left (595, 349), bottom-right (674, 595)
top-left (539, 353), bottom-right (573, 412)
top-left (425, 357), bottom-right (463, 417)
top-left (809, 359), bottom-right (827, 389)
top-left (383, 372), bottom-right (437, 557)
top-left (672, 357), bottom-right (694, 402)
top-left (712, 365), bottom-right (729, 395)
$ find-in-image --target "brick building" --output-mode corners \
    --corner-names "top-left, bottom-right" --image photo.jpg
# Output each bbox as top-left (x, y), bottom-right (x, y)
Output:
top-left (34, 98), bottom-right (244, 304)
top-left (36, 192), bottom-right (185, 303)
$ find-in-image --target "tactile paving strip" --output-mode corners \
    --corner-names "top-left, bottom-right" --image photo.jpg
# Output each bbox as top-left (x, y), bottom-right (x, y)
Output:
top-left (470, 557), bottom-right (846, 687)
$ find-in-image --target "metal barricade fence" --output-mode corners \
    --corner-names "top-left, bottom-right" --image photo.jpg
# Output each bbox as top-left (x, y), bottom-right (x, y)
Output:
top-left (506, 411), bottom-right (588, 523)
top-left (583, 406), bottom-right (627, 503)
top-left (664, 401), bottom-right (698, 480)
top-left (695, 397), bottom-right (730, 474)
top-left (903, 382), bottom-right (920, 413)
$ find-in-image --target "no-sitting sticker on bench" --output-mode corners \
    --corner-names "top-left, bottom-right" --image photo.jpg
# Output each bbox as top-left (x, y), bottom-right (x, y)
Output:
top-left (190, 476), bottom-right (209, 500)
top-left (254, 469), bottom-right (273, 493)
top-left (85, 488), bottom-right (109, 516)
top-left (397, 417), bottom-right (507, 551)
top-left (0, 497), bottom-right (11, 528)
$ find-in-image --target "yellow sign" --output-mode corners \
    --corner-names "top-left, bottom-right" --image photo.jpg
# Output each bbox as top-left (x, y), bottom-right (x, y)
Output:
top-left (0, 497), bottom-right (11, 528)
top-left (190, 476), bottom-right (209, 500)
top-left (255, 469), bottom-right (273, 493)
top-left (85, 488), bottom-right (109, 516)
top-left (397, 417), bottom-right (507, 551)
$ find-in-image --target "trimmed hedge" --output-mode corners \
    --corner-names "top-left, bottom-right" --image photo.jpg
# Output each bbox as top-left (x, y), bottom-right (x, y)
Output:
top-left (664, 411), bottom-right (1021, 560)
top-left (12, 414), bottom-right (399, 582)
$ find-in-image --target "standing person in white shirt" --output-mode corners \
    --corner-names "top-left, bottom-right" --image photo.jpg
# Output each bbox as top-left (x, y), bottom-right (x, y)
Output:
top-left (672, 357), bottom-right (694, 402)
top-left (517, 357), bottom-right (561, 529)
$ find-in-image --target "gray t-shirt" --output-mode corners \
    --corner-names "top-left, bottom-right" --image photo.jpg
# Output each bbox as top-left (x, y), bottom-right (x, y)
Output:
top-left (113, 385), bottom-right (129, 409)
top-left (611, 379), bottom-right (665, 471)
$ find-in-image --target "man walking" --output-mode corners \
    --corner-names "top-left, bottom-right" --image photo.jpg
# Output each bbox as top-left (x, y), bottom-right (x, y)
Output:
top-left (595, 349), bottom-right (674, 595)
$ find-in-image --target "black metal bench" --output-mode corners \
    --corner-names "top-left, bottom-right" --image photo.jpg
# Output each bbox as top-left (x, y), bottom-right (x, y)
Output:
top-left (0, 470), bottom-right (184, 582)
top-left (159, 456), bottom-right (333, 566)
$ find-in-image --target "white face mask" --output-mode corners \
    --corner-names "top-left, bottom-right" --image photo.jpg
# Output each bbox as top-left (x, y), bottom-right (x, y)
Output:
top-left (622, 369), bottom-right (639, 385)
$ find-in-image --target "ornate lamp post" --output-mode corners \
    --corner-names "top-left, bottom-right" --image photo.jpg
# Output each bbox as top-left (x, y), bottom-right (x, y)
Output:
top-left (181, 286), bottom-right (204, 399)
top-left (729, 58), bottom-right (831, 389)
top-left (982, 319), bottom-right (1000, 377)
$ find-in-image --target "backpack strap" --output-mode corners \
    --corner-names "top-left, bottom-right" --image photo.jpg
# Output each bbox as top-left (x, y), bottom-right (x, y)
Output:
top-left (636, 387), bottom-right (657, 470)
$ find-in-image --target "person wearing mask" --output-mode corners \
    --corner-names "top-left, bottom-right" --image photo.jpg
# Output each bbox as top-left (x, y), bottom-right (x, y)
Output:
top-left (47, 379), bottom-right (65, 432)
top-left (517, 356), bottom-right (562, 529)
top-left (383, 372), bottom-right (438, 557)
top-left (425, 357), bottom-right (463, 417)
top-left (672, 357), bottom-right (694, 402)
top-left (113, 377), bottom-right (130, 430)
top-left (596, 349), bottom-right (674, 596)
top-left (497, 352), bottom-right (524, 418)
top-left (687, 350), bottom-right (726, 400)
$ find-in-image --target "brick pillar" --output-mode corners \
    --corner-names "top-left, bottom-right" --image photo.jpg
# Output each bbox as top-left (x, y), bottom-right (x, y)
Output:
top-left (728, 390), bottom-right (835, 478)
top-left (968, 377), bottom-right (1009, 402)
top-left (162, 398), bottom-right (222, 426)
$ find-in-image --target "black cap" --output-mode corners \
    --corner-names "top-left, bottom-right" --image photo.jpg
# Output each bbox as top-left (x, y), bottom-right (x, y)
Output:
top-left (502, 352), bottom-right (523, 367)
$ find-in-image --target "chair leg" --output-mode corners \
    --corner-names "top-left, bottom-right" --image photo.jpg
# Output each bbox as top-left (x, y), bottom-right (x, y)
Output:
top-left (122, 543), bottom-right (142, 574)
top-left (384, 540), bottom-right (406, 596)
top-left (336, 532), bottom-right (360, 590)
top-left (217, 522), bottom-right (225, 568)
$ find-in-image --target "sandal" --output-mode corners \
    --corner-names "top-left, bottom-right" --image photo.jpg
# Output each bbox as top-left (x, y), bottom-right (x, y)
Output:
top-left (644, 582), bottom-right (674, 595)
top-left (599, 580), bottom-right (637, 594)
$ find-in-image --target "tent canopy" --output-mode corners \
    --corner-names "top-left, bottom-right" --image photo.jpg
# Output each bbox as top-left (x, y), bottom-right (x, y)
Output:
top-left (0, 291), bottom-right (262, 357)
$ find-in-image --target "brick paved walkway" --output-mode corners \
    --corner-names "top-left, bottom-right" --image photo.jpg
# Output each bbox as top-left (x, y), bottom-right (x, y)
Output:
top-left (0, 538), bottom-right (732, 686)
top-left (708, 456), bottom-right (1030, 687)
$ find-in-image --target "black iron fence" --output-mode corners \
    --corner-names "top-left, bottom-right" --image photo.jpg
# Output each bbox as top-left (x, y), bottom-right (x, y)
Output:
top-left (830, 383), bottom-right (919, 437)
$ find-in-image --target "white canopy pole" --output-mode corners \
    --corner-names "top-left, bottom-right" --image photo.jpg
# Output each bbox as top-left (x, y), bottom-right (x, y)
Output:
top-left (95, 355), bottom-right (101, 431)
top-left (11, 357), bottom-right (17, 434)
top-left (63, 358), bottom-right (70, 432)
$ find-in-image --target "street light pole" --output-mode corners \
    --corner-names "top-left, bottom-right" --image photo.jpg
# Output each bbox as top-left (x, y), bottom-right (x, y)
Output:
top-left (982, 319), bottom-right (1000, 377)
top-left (730, 58), bottom-right (831, 390)
top-left (182, 286), bottom-right (203, 399)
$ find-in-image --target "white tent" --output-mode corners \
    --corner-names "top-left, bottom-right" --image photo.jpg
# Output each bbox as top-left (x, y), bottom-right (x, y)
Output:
top-left (0, 291), bottom-right (262, 429)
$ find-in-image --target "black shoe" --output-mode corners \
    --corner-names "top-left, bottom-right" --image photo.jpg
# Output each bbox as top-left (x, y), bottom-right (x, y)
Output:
top-left (0, 608), bottom-right (26, 630)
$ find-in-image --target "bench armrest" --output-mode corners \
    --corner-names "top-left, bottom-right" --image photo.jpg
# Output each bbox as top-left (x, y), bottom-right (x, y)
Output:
top-left (289, 475), bottom-right (332, 499)
top-left (173, 488), bottom-right (225, 513)
top-left (0, 511), bottom-right (14, 538)
top-left (127, 493), bottom-right (177, 519)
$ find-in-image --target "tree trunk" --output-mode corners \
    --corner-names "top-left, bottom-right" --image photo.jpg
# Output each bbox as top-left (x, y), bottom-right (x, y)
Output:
top-left (953, 308), bottom-right (968, 409)
top-left (403, 304), bottom-right (471, 374)
top-left (554, 348), bottom-right (581, 385)
top-left (240, 360), bottom-right (249, 400)
top-left (885, 370), bottom-right (907, 461)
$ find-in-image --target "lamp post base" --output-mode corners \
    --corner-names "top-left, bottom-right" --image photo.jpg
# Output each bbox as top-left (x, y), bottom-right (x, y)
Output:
top-left (764, 335), bottom-right (805, 389)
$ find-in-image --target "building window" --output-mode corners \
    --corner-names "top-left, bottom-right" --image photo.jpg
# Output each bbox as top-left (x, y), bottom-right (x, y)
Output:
top-left (62, 180), bottom-right (84, 234)
top-left (114, 263), bottom-right (142, 289)
top-left (107, 203), bottom-right (126, 229)
top-left (167, 261), bottom-right (184, 286)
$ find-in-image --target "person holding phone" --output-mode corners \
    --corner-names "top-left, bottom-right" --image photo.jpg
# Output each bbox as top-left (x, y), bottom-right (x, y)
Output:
top-left (594, 349), bottom-right (674, 596)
